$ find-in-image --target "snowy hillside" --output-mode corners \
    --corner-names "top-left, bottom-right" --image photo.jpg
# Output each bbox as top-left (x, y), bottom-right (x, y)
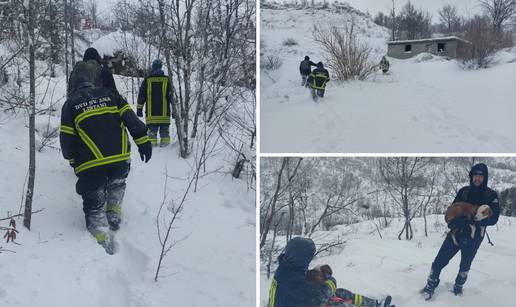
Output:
top-left (264, 0), bottom-right (481, 22)
top-left (260, 215), bottom-right (516, 307)
top-left (0, 73), bottom-right (255, 306)
top-left (260, 5), bottom-right (516, 153)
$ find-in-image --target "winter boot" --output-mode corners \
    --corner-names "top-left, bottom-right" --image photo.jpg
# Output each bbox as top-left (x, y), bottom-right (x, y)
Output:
top-left (421, 269), bottom-right (440, 300)
top-left (453, 271), bottom-right (468, 296)
top-left (95, 231), bottom-right (115, 255)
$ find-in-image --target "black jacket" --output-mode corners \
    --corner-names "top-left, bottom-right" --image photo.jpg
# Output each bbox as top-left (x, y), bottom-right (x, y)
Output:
top-left (137, 69), bottom-right (173, 125)
top-left (451, 163), bottom-right (500, 241)
top-left (307, 67), bottom-right (330, 90)
top-left (299, 60), bottom-right (317, 75)
top-left (269, 238), bottom-right (333, 307)
top-left (60, 84), bottom-right (149, 175)
top-left (67, 63), bottom-right (118, 98)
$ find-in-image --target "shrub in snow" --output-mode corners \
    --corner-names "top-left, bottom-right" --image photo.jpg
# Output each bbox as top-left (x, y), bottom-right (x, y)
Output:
top-left (313, 20), bottom-right (376, 81)
top-left (282, 38), bottom-right (298, 46)
top-left (261, 55), bottom-right (283, 71)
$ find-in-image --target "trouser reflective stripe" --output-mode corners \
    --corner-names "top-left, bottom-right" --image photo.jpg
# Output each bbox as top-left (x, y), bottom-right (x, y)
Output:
top-left (268, 279), bottom-right (277, 307)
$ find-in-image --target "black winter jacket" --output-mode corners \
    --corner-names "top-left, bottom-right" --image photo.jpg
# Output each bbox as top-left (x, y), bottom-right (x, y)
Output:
top-left (60, 84), bottom-right (149, 175)
top-left (137, 69), bottom-right (173, 125)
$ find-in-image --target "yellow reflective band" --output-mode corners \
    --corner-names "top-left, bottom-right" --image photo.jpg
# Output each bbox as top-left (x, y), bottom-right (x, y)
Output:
top-left (119, 104), bottom-right (131, 116)
top-left (74, 106), bottom-right (119, 125)
top-left (146, 79), bottom-right (152, 116)
top-left (121, 126), bottom-right (127, 154)
top-left (354, 294), bottom-right (363, 306)
top-left (95, 233), bottom-right (108, 243)
top-left (76, 126), bottom-right (103, 159)
top-left (134, 135), bottom-right (149, 145)
top-left (145, 116), bottom-right (171, 124)
top-left (60, 125), bottom-right (76, 135)
top-left (149, 138), bottom-right (158, 145)
top-left (74, 153), bottom-right (130, 174)
top-left (325, 280), bottom-right (337, 294)
top-left (162, 77), bottom-right (168, 117)
top-left (137, 104), bottom-right (144, 110)
top-left (160, 137), bottom-right (171, 144)
top-left (106, 203), bottom-right (122, 214)
top-left (269, 278), bottom-right (277, 307)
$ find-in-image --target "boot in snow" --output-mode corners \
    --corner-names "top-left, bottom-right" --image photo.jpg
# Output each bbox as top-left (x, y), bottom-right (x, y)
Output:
top-left (420, 269), bottom-right (440, 300)
top-left (453, 271), bottom-right (468, 296)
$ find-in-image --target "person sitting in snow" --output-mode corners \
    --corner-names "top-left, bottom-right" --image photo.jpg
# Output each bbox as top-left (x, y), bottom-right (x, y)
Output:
top-left (67, 47), bottom-right (118, 98)
top-left (421, 163), bottom-right (500, 299)
top-left (268, 237), bottom-right (394, 307)
top-left (60, 64), bottom-right (152, 254)
top-left (307, 62), bottom-right (330, 100)
top-left (137, 59), bottom-right (174, 147)
top-left (300, 56), bottom-right (317, 87)
top-left (379, 56), bottom-right (390, 74)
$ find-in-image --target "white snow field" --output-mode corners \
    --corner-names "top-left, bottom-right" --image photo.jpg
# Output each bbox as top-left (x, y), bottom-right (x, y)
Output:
top-left (260, 4), bottom-right (516, 153)
top-left (0, 75), bottom-right (255, 306)
top-left (260, 215), bottom-right (516, 307)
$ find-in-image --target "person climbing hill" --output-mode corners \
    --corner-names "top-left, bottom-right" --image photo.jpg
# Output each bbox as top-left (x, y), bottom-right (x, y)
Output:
top-left (307, 62), bottom-right (330, 101)
top-left (300, 56), bottom-right (317, 86)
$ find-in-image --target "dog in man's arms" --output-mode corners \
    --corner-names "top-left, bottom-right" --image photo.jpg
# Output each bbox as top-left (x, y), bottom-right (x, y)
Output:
top-left (445, 202), bottom-right (493, 245)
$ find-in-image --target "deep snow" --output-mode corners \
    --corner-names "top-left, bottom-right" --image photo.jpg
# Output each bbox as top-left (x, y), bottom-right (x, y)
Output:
top-left (261, 215), bottom-right (516, 307)
top-left (260, 6), bottom-right (516, 153)
top-left (0, 73), bottom-right (255, 306)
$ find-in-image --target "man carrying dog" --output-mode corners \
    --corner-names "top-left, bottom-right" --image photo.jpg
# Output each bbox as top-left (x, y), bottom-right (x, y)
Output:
top-left (421, 163), bottom-right (500, 299)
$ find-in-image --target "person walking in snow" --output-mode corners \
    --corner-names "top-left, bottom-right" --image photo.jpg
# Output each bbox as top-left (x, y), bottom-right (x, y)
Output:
top-left (379, 56), bottom-right (390, 74)
top-left (421, 163), bottom-right (500, 299)
top-left (137, 59), bottom-right (174, 147)
top-left (300, 56), bottom-right (317, 86)
top-left (67, 47), bottom-right (118, 98)
top-left (60, 64), bottom-right (152, 254)
top-left (307, 62), bottom-right (330, 101)
top-left (268, 237), bottom-right (394, 307)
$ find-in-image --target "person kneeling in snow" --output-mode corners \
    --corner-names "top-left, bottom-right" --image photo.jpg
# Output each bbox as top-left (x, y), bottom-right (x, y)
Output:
top-left (421, 163), bottom-right (500, 298)
top-left (60, 66), bottom-right (152, 254)
top-left (307, 62), bottom-right (330, 100)
top-left (268, 237), bottom-right (394, 307)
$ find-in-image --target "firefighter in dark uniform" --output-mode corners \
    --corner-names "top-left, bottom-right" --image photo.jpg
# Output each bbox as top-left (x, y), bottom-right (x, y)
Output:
top-left (137, 59), bottom-right (173, 147)
top-left (307, 62), bottom-right (330, 100)
top-left (60, 66), bottom-right (152, 254)
top-left (421, 163), bottom-right (500, 298)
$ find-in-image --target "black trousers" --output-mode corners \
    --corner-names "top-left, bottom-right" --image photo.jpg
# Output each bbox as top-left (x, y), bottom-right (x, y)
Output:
top-left (432, 233), bottom-right (483, 274)
top-left (76, 163), bottom-right (130, 237)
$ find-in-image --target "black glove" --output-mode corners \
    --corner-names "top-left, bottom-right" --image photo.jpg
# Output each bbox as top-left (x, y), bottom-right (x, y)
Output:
top-left (138, 142), bottom-right (152, 163)
top-left (136, 109), bottom-right (143, 117)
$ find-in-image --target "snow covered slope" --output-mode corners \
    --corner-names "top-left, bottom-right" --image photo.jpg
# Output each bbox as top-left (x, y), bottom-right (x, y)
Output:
top-left (0, 74), bottom-right (255, 306)
top-left (260, 6), bottom-right (516, 153)
top-left (261, 215), bottom-right (516, 307)
top-left (266, 0), bottom-right (481, 22)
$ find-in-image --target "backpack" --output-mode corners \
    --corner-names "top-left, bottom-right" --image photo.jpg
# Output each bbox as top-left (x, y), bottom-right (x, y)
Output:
top-left (67, 59), bottom-right (102, 97)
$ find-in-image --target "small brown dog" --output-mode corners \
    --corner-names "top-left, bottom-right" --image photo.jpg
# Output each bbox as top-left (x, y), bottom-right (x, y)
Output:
top-left (306, 268), bottom-right (325, 284)
top-left (306, 264), bottom-right (333, 284)
top-left (445, 202), bottom-right (492, 224)
top-left (445, 202), bottom-right (492, 245)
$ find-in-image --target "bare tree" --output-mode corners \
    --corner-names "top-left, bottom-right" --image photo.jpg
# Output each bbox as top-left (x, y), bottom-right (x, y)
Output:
top-left (480, 0), bottom-right (516, 34)
top-left (438, 4), bottom-right (461, 33)
top-left (378, 157), bottom-right (435, 240)
top-left (313, 19), bottom-right (376, 81)
top-left (23, 0), bottom-right (37, 230)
